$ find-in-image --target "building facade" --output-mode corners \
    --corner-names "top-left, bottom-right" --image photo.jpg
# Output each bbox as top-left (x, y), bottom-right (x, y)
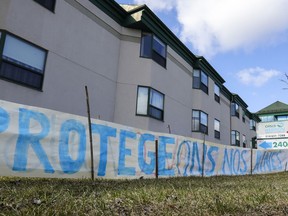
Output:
top-left (0, 0), bottom-right (259, 146)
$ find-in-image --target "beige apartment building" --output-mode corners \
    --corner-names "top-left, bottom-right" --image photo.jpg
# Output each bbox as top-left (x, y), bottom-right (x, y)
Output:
top-left (0, 0), bottom-right (259, 147)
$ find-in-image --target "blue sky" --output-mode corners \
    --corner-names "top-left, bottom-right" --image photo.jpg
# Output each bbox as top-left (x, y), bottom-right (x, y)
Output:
top-left (116, 0), bottom-right (288, 113)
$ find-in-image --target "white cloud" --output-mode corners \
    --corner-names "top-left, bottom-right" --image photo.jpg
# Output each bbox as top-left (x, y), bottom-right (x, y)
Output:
top-left (133, 0), bottom-right (288, 57)
top-left (236, 67), bottom-right (281, 87)
top-left (133, 0), bottom-right (175, 11)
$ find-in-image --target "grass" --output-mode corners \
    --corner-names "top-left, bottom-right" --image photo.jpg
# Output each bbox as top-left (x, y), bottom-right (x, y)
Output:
top-left (1, 172), bottom-right (288, 215)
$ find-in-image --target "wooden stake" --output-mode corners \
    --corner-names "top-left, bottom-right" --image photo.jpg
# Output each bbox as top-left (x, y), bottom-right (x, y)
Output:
top-left (250, 148), bottom-right (253, 175)
top-left (155, 139), bottom-right (159, 179)
top-left (202, 143), bottom-right (205, 178)
top-left (85, 86), bottom-right (94, 180)
top-left (167, 124), bottom-right (171, 134)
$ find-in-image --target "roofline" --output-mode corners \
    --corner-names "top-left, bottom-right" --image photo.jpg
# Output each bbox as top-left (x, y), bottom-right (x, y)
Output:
top-left (139, 7), bottom-right (198, 64)
top-left (257, 111), bottom-right (288, 115)
top-left (232, 94), bottom-right (248, 109)
top-left (194, 56), bottom-right (225, 85)
top-left (89, 0), bottom-right (128, 24)
top-left (221, 85), bottom-right (232, 100)
top-left (249, 113), bottom-right (261, 122)
top-left (88, 0), bottom-right (259, 120)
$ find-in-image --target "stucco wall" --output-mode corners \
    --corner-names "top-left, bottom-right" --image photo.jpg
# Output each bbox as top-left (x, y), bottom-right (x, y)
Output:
top-left (0, 0), bottom-right (121, 121)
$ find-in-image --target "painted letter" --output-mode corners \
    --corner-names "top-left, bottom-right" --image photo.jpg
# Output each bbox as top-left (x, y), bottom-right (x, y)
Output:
top-left (158, 136), bottom-right (175, 176)
top-left (13, 108), bottom-right (54, 173)
top-left (176, 141), bottom-right (191, 176)
top-left (118, 130), bottom-right (136, 176)
top-left (240, 150), bottom-right (248, 174)
top-left (0, 107), bottom-right (9, 133)
top-left (205, 146), bottom-right (218, 176)
top-left (232, 150), bottom-right (240, 174)
top-left (59, 120), bottom-right (86, 174)
top-left (222, 148), bottom-right (233, 175)
top-left (190, 142), bottom-right (203, 175)
top-left (138, 133), bottom-right (155, 175)
top-left (91, 124), bottom-right (116, 176)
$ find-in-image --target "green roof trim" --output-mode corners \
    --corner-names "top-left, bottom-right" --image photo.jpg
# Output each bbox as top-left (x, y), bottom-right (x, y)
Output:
top-left (125, 6), bottom-right (198, 65)
top-left (232, 94), bottom-right (248, 109)
top-left (221, 86), bottom-right (232, 100)
top-left (248, 113), bottom-right (261, 122)
top-left (256, 101), bottom-right (288, 115)
top-left (89, 0), bottom-right (128, 24)
top-left (194, 56), bottom-right (225, 85)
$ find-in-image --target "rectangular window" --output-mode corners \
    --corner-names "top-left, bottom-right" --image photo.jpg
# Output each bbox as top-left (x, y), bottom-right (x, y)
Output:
top-left (192, 70), bottom-right (200, 89)
top-left (231, 102), bottom-right (239, 118)
top-left (136, 86), bottom-right (164, 121)
top-left (276, 115), bottom-right (288, 121)
top-left (0, 32), bottom-right (47, 90)
top-left (260, 115), bottom-right (275, 122)
top-left (214, 84), bottom-right (220, 103)
top-left (214, 119), bottom-right (220, 139)
top-left (192, 110), bottom-right (208, 134)
top-left (231, 130), bottom-right (240, 146)
top-left (243, 135), bottom-right (246, 148)
top-left (34, 0), bottom-right (56, 12)
top-left (250, 119), bottom-right (256, 130)
top-left (242, 109), bottom-right (246, 123)
top-left (140, 33), bottom-right (166, 68)
top-left (193, 69), bottom-right (208, 94)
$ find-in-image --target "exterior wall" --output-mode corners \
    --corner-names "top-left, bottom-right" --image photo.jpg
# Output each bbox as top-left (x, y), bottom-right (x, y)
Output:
top-left (114, 36), bottom-right (194, 137)
top-left (0, 0), bottom-right (122, 121)
top-left (220, 95), bottom-right (231, 146)
top-left (190, 75), bottom-right (231, 145)
top-left (244, 114), bottom-right (257, 148)
top-left (231, 108), bottom-right (257, 148)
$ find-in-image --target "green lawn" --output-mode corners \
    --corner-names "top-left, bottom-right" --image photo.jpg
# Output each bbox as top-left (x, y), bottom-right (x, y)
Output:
top-left (1, 172), bottom-right (288, 215)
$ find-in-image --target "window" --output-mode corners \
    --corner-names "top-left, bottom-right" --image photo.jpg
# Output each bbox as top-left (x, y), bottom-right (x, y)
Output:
top-left (214, 84), bottom-right (220, 103)
top-left (140, 33), bottom-right (166, 67)
top-left (250, 119), bottom-right (256, 130)
top-left (259, 115), bottom-right (276, 122)
top-left (192, 110), bottom-right (208, 134)
top-left (0, 32), bottom-right (47, 90)
top-left (214, 119), bottom-right (220, 139)
top-left (136, 86), bottom-right (164, 121)
top-left (231, 102), bottom-right (239, 118)
top-left (276, 115), bottom-right (288, 121)
top-left (34, 0), bottom-right (56, 12)
top-left (231, 130), bottom-right (240, 146)
top-left (193, 69), bottom-right (208, 94)
top-left (243, 135), bottom-right (246, 148)
top-left (242, 109), bottom-right (246, 123)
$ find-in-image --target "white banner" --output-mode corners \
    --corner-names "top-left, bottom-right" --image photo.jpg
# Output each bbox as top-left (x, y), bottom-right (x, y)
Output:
top-left (0, 99), bottom-right (287, 179)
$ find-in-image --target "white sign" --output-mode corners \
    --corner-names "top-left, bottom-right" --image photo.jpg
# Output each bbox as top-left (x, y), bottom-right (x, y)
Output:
top-left (257, 121), bottom-right (288, 139)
